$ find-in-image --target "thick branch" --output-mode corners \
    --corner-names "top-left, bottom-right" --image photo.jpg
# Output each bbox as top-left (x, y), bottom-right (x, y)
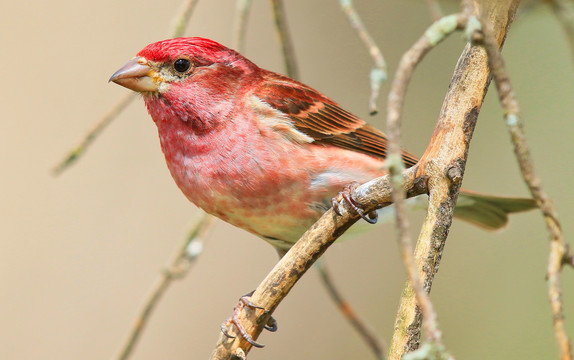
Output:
top-left (388, 1), bottom-right (520, 358)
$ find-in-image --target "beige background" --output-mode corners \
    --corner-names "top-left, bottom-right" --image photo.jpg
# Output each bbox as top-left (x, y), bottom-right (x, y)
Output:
top-left (2, 1), bottom-right (573, 359)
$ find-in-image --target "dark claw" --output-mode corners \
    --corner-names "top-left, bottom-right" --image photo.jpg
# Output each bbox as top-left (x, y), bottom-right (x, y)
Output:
top-left (333, 182), bottom-right (378, 224)
top-left (239, 295), bottom-right (277, 331)
top-left (220, 293), bottom-right (277, 348)
top-left (264, 317), bottom-right (278, 332)
top-left (332, 196), bottom-right (343, 216)
top-left (221, 322), bottom-right (235, 339)
top-left (354, 206), bottom-right (378, 224)
top-left (239, 326), bottom-right (265, 348)
top-left (221, 310), bottom-right (265, 348)
top-left (367, 211), bottom-right (378, 223)
top-left (240, 296), bottom-right (266, 311)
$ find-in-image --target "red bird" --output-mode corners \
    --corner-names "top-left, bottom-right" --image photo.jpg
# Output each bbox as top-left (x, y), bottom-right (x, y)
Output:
top-left (110, 37), bottom-right (535, 254)
top-left (110, 37), bottom-right (536, 347)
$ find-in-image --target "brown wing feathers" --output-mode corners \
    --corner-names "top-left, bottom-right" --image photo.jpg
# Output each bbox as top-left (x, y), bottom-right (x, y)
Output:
top-left (257, 76), bottom-right (419, 168)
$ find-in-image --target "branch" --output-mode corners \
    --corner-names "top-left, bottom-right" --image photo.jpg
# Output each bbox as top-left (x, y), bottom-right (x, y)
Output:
top-left (52, 92), bottom-right (136, 175)
top-left (52, 0), bottom-right (201, 175)
top-left (232, 0), bottom-right (252, 52)
top-left (547, 0), bottom-right (574, 61)
top-left (209, 167), bottom-right (423, 360)
top-left (388, 1), bottom-right (520, 358)
top-left (172, 0), bottom-right (200, 38)
top-left (314, 260), bottom-right (386, 360)
top-left (385, 12), bottom-right (468, 353)
top-left (269, 4), bottom-right (385, 356)
top-left (210, 3), bottom-right (523, 359)
top-left (269, 0), bottom-right (299, 79)
top-left (339, 0), bottom-right (387, 114)
top-left (114, 214), bottom-right (215, 360)
top-left (477, 10), bottom-right (573, 360)
top-left (424, 0), bottom-right (445, 22)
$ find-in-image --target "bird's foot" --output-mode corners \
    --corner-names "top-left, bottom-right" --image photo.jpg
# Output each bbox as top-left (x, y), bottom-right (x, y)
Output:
top-left (221, 292), bottom-right (277, 348)
top-left (332, 182), bottom-right (378, 224)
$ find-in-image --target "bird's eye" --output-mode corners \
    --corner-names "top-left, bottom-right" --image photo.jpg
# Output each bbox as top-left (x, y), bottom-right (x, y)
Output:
top-left (173, 58), bottom-right (191, 73)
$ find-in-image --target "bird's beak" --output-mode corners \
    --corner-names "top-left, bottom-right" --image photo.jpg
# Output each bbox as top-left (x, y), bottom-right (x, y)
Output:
top-left (109, 57), bottom-right (159, 92)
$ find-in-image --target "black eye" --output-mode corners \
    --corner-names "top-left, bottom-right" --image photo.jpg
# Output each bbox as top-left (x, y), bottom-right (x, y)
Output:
top-left (173, 58), bottom-right (191, 73)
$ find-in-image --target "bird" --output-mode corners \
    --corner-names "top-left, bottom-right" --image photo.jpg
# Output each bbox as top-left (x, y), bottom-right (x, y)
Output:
top-left (110, 36), bottom-right (535, 249)
top-left (110, 37), bottom-right (536, 346)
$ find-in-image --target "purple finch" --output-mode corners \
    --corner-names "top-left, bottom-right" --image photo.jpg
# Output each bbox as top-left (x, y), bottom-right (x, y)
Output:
top-left (110, 37), bottom-right (535, 253)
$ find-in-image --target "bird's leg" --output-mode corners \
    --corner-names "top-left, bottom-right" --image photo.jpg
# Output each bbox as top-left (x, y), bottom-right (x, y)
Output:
top-left (220, 291), bottom-right (277, 348)
top-left (332, 182), bottom-right (378, 224)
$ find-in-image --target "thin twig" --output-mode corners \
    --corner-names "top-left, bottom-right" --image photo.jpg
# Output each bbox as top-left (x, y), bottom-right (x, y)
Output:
top-left (172, 0), bottom-right (200, 38)
top-left (424, 0), bottom-right (445, 22)
top-left (477, 13), bottom-right (573, 360)
top-left (339, 0), bottom-right (387, 114)
top-left (53, 0), bottom-right (201, 176)
top-left (385, 12), bottom-right (468, 351)
top-left (52, 93), bottom-right (136, 175)
top-left (232, 0), bottom-right (252, 52)
top-left (314, 260), bottom-right (385, 360)
top-left (269, 0), bottom-right (299, 79)
top-left (115, 214), bottom-right (216, 360)
top-left (547, 0), bottom-right (574, 61)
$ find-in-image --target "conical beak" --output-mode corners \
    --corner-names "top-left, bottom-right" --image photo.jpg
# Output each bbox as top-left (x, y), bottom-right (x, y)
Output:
top-left (109, 57), bottom-right (159, 92)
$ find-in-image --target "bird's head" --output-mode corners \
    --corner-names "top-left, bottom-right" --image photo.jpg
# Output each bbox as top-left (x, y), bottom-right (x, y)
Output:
top-left (110, 37), bottom-right (259, 130)
top-left (109, 37), bottom-right (257, 95)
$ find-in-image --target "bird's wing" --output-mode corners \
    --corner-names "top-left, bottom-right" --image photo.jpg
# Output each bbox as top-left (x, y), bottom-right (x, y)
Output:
top-left (253, 73), bottom-right (419, 168)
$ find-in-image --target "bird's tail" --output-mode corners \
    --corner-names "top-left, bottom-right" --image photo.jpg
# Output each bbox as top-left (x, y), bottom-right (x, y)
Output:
top-left (454, 190), bottom-right (537, 230)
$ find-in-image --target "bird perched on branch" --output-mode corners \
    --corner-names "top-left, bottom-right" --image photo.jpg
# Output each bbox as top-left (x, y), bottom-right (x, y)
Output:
top-left (110, 37), bottom-right (535, 252)
top-left (110, 37), bottom-right (536, 347)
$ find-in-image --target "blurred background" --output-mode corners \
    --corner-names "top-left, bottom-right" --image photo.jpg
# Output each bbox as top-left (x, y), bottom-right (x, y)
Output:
top-left (1, 1), bottom-right (573, 359)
